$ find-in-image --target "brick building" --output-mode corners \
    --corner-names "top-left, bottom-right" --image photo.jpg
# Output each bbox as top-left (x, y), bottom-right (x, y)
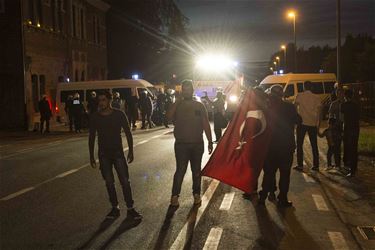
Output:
top-left (0, 0), bottom-right (109, 129)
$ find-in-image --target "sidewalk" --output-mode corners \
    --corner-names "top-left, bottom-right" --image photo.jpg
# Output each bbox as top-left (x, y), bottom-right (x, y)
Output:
top-left (302, 127), bottom-right (375, 249)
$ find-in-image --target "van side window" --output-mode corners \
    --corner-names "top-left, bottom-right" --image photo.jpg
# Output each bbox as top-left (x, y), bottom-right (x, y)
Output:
top-left (284, 84), bottom-right (295, 97)
top-left (297, 82), bottom-right (304, 92)
top-left (86, 89), bottom-right (109, 101)
top-left (324, 81), bottom-right (335, 93)
top-left (61, 90), bottom-right (84, 103)
top-left (113, 88), bottom-right (132, 101)
top-left (311, 82), bottom-right (324, 94)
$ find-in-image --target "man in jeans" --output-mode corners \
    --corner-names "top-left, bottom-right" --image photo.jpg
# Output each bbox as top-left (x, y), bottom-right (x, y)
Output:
top-left (294, 81), bottom-right (322, 171)
top-left (89, 91), bottom-right (142, 219)
top-left (167, 80), bottom-right (213, 207)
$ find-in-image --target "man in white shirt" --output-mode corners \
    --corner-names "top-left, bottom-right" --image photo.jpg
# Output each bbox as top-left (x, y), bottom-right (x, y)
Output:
top-left (294, 81), bottom-right (322, 171)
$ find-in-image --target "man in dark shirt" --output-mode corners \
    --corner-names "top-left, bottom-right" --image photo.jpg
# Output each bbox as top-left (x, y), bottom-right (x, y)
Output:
top-left (38, 95), bottom-right (52, 134)
top-left (167, 80), bottom-right (213, 207)
top-left (341, 89), bottom-right (360, 177)
top-left (259, 85), bottom-right (300, 207)
top-left (89, 91), bottom-right (142, 219)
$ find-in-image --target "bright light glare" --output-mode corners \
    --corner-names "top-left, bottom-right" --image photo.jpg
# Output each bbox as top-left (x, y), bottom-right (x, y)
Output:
top-left (132, 74), bottom-right (139, 80)
top-left (288, 11), bottom-right (296, 18)
top-left (281, 45), bottom-right (286, 50)
top-left (229, 95), bottom-right (238, 103)
top-left (196, 54), bottom-right (237, 72)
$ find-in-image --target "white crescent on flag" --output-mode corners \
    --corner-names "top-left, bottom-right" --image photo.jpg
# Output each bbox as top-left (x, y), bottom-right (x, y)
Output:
top-left (236, 110), bottom-right (266, 150)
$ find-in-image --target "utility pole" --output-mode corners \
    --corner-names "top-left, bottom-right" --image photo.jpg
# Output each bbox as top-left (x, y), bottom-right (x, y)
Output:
top-left (337, 0), bottom-right (341, 84)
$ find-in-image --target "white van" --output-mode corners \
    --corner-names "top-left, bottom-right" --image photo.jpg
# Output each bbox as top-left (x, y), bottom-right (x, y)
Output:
top-left (259, 73), bottom-right (336, 102)
top-left (56, 79), bottom-right (154, 122)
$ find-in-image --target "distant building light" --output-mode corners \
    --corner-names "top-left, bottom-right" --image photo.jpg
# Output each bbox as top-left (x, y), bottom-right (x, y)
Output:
top-left (132, 74), bottom-right (139, 80)
top-left (28, 20), bottom-right (32, 25)
top-left (319, 69), bottom-right (324, 73)
top-left (37, 23), bottom-right (41, 28)
top-left (66, 78), bottom-right (70, 83)
top-left (273, 71), bottom-right (278, 75)
top-left (279, 69), bottom-right (284, 74)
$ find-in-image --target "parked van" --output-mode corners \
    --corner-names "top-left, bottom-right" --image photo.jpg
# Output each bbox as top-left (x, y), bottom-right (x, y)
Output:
top-left (259, 73), bottom-right (336, 102)
top-left (56, 79), bottom-right (154, 122)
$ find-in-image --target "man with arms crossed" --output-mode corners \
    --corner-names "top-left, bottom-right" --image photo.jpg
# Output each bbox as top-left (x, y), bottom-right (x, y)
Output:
top-left (167, 80), bottom-right (213, 207)
top-left (89, 90), bottom-right (142, 219)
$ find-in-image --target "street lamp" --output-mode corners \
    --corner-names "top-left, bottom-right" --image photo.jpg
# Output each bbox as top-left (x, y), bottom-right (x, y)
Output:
top-left (287, 10), bottom-right (297, 72)
top-left (281, 45), bottom-right (287, 71)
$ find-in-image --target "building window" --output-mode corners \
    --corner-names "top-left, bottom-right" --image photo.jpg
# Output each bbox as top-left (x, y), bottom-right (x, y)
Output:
top-left (71, 4), bottom-right (85, 39)
top-left (36, 0), bottom-right (43, 26)
top-left (93, 15), bottom-right (100, 44)
top-left (39, 75), bottom-right (46, 97)
top-left (32, 75), bottom-right (39, 112)
top-left (28, 0), bottom-right (43, 25)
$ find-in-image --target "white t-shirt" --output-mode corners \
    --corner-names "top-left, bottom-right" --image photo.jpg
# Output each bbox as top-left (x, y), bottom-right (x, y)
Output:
top-left (294, 90), bottom-right (321, 127)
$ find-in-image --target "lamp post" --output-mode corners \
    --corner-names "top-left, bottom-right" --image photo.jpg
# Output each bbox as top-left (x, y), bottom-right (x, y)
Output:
top-left (281, 45), bottom-right (287, 71)
top-left (287, 11), bottom-right (297, 72)
top-left (276, 56), bottom-right (280, 71)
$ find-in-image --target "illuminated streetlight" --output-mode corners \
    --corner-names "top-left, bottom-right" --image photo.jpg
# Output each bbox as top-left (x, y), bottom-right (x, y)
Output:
top-left (281, 44), bottom-right (287, 71)
top-left (270, 67), bottom-right (273, 71)
top-left (287, 10), bottom-right (297, 72)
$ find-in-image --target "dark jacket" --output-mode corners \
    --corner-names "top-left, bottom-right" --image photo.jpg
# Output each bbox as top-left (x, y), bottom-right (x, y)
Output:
top-left (87, 97), bottom-right (99, 114)
top-left (39, 99), bottom-right (52, 119)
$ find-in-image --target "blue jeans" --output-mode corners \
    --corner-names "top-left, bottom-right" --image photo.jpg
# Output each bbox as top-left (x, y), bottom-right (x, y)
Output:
top-left (172, 142), bottom-right (204, 196)
top-left (99, 151), bottom-right (134, 208)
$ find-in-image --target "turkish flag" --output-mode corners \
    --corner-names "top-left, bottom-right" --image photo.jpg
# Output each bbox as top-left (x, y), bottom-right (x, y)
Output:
top-left (202, 89), bottom-right (274, 193)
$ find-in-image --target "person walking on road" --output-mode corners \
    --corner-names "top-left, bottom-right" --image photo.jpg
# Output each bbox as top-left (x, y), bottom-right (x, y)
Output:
top-left (65, 95), bottom-right (74, 132)
top-left (294, 81), bottom-right (322, 171)
top-left (259, 85), bottom-right (300, 207)
top-left (341, 89), bottom-right (360, 177)
top-left (204, 92), bottom-right (227, 142)
top-left (71, 93), bottom-right (85, 133)
top-left (87, 91), bottom-right (99, 115)
top-left (328, 88), bottom-right (344, 169)
top-left (318, 118), bottom-right (342, 169)
top-left (38, 95), bottom-right (52, 134)
top-left (167, 80), bottom-right (213, 207)
top-left (112, 92), bottom-right (122, 110)
top-left (139, 91), bottom-right (154, 129)
top-left (89, 90), bottom-right (142, 219)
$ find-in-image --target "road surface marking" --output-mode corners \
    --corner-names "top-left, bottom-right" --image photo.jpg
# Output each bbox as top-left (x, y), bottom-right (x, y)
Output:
top-left (0, 187), bottom-right (35, 201)
top-left (312, 194), bottom-right (329, 211)
top-left (170, 179), bottom-right (220, 250)
top-left (137, 140), bottom-right (148, 145)
top-left (219, 192), bottom-right (235, 211)
top-left (328, 231), bottom-right (349, 250)
top-left (0, 131), bottom-right (170, 201)
top-left (203, 227), bottom-right (223, 250)
top-left (302, 173), bottom-right (316, 183)
top-left (56, 169), bottom-right (80, 178)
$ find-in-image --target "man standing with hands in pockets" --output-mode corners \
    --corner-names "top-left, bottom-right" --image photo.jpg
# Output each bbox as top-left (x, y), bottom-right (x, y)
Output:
top-left (89, 90), bottom-right (142, 220)
top-left (167, 80), bottom-right (213, 208)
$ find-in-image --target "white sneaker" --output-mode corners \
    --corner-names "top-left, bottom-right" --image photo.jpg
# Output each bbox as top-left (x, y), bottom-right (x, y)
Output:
top-left (170, 195), bottom-right (179, 207)
top-left (193, 194), bottom-right (202, 205)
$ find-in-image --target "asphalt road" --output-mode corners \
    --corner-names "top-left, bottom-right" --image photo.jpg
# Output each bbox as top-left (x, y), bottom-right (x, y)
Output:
top-left (0, 127), bottom-right (359, 250)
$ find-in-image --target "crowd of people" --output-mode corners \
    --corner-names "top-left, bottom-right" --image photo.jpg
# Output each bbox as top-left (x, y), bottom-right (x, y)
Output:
top-left (33, 78), bottom-right (363, 218)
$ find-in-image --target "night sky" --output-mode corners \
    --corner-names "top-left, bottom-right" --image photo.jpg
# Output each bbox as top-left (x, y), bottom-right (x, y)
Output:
top-left (175, 0), bottom-right (375, 62)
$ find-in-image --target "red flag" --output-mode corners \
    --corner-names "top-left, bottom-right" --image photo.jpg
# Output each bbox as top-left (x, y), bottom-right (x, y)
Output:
top-left (202, 89), bottom-right (273, 193)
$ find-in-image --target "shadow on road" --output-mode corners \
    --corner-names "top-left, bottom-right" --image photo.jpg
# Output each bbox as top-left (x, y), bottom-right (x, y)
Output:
top-left (276, 207), bottom-right (320, 249)
top-left (252, 205), bottom-right (285, 250)
top-left (77, 217), bottom-right (117, 250)
top-left (153, 205), bottom-right (178, 249)
top-left (99, 217), bottom-right (142, 250)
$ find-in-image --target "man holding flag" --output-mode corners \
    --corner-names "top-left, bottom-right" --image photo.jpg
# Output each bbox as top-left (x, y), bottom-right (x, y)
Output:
top-left (202, 86), bottom-right (273, 194)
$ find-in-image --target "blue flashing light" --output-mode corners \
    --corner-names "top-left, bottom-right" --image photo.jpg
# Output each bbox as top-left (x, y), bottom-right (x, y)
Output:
top-left (132, 74), bottom-right (139, 80)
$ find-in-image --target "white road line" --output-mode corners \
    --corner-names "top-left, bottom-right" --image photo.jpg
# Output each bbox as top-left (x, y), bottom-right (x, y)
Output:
top-left (203, 227), bottom-right (223, 250)
top-left (170, 179), bottom-right (220, 250)
top-left (137, 140), bottom-right (148, 145)
top-left (328, 231), bottom-right (349, 250)
top-left (0, 187), bottom-right (35, 201)
top-left (219, 192), bottom-right (235, 211)
top-left (302, 173), bottom-right (316, 183)
top-left (312, 194), bottom-right (329, 211)
top-left (0, 131), bottom-right (170, 202)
